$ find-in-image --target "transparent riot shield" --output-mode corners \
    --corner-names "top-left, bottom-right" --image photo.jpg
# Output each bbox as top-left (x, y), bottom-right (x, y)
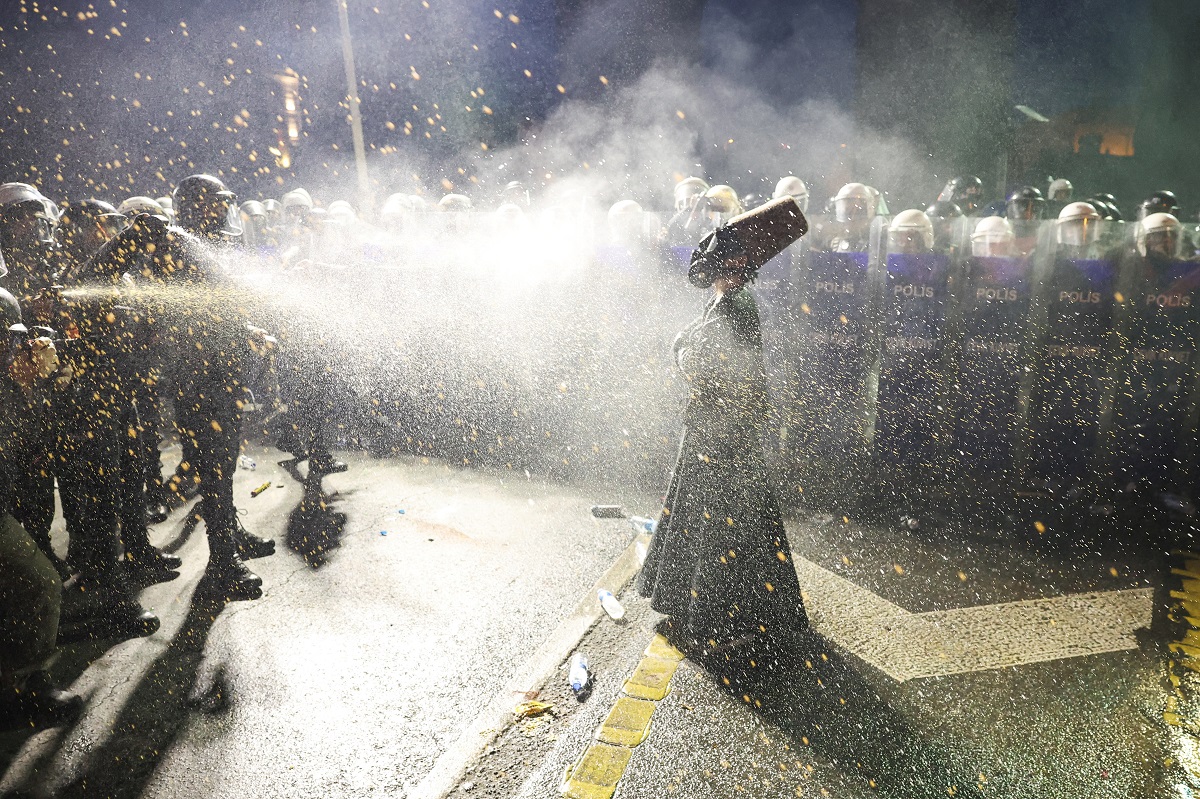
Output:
top-left (868, 247), bottom-right (953, 485)
top-left (1019, 220), bottom-right (1122, 490)
top-left (755, 242), bottom-right (801, 468)
top-left (1102, 255), bottom-right (1200, 491)
top-left (785, 215), bottom-right (876, 501)
top-left (948, 251), bottom-right (1034, 478)
top-left (667, 245), bottom-right (694, 279)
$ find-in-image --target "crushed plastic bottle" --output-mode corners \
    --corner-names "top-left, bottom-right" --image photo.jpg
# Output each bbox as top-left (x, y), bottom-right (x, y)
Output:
top-left (597, 589), bottom-right (625, 620)
top-left (568, 653), bottom-right (590, 695)
top-left (237, 454), bottom-right (257, 471)
top-left (628, 516), bottom-right (656, 534)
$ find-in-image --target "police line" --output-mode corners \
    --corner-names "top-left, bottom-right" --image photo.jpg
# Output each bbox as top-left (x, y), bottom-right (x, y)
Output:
top-left (654, 215), bottom-right (1200, 503)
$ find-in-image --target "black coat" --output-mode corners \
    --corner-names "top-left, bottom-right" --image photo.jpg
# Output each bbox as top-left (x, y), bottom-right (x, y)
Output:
top-left (638, 286), bottom-right (807, 647)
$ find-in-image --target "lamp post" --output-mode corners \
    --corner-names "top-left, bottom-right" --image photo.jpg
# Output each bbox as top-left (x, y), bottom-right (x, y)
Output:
top-left (336, 0), bottom-right (371, 212)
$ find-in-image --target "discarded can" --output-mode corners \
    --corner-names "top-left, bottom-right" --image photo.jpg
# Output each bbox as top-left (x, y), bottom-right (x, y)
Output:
top-left (597, 589), bottom-right (625, 620)
top-left (250, 481), bottom-right (272, 498)
top-left (568, 653), bottom-right (590, 695)
top-left (628, 515), bottom-right (656, 534)
top-left (237, 454), bottom-right (257, 471)
top-left (591, 505), bottom-right (625, 519)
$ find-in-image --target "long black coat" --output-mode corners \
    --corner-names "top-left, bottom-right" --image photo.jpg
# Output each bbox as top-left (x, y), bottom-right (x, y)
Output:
top-left (638, 286), bottom-right (807, 648)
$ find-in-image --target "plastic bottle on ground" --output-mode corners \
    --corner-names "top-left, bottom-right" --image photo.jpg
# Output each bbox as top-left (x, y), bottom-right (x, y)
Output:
top-left (628, 516), bottom-right (656, 534)
top-left (238, 454), bottom-right (257, 471)
top-left (568, 653), bottom-right (590, 695)
top-left (597, 589), bottom-right (625, 620)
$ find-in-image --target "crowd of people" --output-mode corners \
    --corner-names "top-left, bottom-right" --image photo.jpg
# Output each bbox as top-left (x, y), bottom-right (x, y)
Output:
top-left (1, 164), bottom-right (1196, 731)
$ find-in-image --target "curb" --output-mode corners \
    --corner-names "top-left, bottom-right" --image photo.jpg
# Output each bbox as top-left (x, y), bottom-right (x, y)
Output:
top-left (407, 531), bottom-right (652, 799)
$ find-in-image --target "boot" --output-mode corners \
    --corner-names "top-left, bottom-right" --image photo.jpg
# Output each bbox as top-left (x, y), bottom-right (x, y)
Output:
top-left (59, 574), bottom-right (161, 642)
top-left (0, 672), bottom-right (84, 732)
top-left (123, 545), bottom-right (182, 586)
top-left (233, 516), bottom-right (275, 561)
top-left (202, 552), bottom-right (263, 602)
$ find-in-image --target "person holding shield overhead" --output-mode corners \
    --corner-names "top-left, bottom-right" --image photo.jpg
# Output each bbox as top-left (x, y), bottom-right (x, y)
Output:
top-left (638, 197), bottom-right (810, 660)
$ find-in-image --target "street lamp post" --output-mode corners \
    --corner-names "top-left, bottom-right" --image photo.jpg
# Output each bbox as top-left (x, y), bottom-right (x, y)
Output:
top-left (336, 0), bottom-right (372, 213)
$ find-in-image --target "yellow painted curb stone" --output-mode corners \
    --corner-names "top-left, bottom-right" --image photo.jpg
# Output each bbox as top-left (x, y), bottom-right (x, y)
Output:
top-left (560, 742), bottom-right (633, 799)
top-left (622, 655), bottom-right (678, 701)
top-left (596, 696), bottom-right (656, 747)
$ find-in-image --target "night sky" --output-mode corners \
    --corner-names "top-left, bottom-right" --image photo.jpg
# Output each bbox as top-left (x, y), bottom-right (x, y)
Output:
top-left (0, 0), bottom-right (1151, 204)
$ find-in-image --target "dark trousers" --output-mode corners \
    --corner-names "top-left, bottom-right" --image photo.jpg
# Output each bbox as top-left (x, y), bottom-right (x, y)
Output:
top-left (173, 368), bottom-right (243, 560)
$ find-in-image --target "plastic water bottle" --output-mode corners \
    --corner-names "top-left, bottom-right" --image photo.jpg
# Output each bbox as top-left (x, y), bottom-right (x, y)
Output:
top-left (568, 653), bottom-right (590, 695)
top-left (597, 589), bottom-right (625, 620)
top-left (628, 516), bottom-right (656, 534)
top-left (237, 454), bottom-right (257, 471)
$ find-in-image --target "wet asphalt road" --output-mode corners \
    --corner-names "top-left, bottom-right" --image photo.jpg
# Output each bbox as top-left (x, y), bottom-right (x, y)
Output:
top-left (483, 511), bottom-right (1196, 799)
top-left (0, 446), bottom-right (658, 799)
top-left (3, 446), bottom-right (1197, 799)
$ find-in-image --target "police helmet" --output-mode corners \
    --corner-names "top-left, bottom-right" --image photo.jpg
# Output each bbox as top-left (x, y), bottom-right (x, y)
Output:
top-left (380, 193), bottom-right (414, 227)
top-left (673, 177), bottom-right (709, 213)
top-left (438, 193), bottom-right (472, 213)
top-left (1056, 201), bottom-right (1101, 247)
top-left (887, 209), bottom-right (934, 252)
top-left (1139, 190), bottom-right (1180, 221)
top-left (0, 182), bottom-right (56, 246)
top-left (925, 200), bottom-right (963, 220)
top-left (172, 174), bottom-right (241, 239)
top-left (834, 182), bottom-right (875, 223)
top-left (772, 176), bottom-right (809, 213)
top-left (1094, 193), bottom-right (1122, 222)
top-left (61, 198), bottom-right (125, 246)
top-left (1136, 212), bottom-right (1182, 258)
top-left (703, 185), bottom-right (742, 220)
top-left (938, 175), bottom-right (983, 212)
top-left (327, 200), bottom-right (356, 224)
top-left (1048, 178), bottom-right (1073, 203)
top-left (501, 180), bottom-right (530, 208)
top-left (118, 195), bottom-right (167, 220)
top-left (970, 216), bottom-right (1015, 257)
top-left (740, 192), bottom-right (767, 211)
top-left (281, 188), bottom-right (314, 213)
top-left (240, 200), bottom-right (266, 219)
top-left (1005, 186), bottom-right (1045, 222)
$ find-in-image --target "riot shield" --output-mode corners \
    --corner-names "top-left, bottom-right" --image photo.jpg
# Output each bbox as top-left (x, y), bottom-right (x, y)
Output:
top-left (755, 244), bottom-right (800, 468)
top-left (785, 216), bottom-right (875, 500)
top-left (1020, 223), bottom-right (1122, 489)
top-left (869, 250), bottom-right (953, 482)
top-left (949, 253), bottom-right (1034, 477)
top-left (1104, 256), bottom-right (1200, 490)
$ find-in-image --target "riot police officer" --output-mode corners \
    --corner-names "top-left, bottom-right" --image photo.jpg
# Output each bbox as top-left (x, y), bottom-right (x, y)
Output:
top-left (0, 183), bottom-right (58, 303)
top-left (1055, 201), bottom-right (1103, 260)
top-left (772, 176), bottom-right (810, 214)
top-left (664, 176), bottom-right (710, 244)
top-left (970, 216), bottom-right (1015, 258)
top-left (55, 199), bottom-right (123, 281)
top-left (1138, 190), bottom-right (1180, 221)
top-left (823, 182), bottom-right (876, 253)
top-left (1047, 177), bottom-right (1074, 218)
top-left (0, 287), bottom-right (84, 730)
top-left (938, 175), bottom-right (984, 215)
top-left (925, 200), bottom-right (965, 256)
top-left (887, 209), bottom-right (934, 254)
